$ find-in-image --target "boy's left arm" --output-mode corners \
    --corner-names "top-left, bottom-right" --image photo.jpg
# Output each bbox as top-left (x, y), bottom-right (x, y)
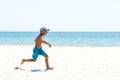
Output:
top-left (42, 41), bottom-right (51, 47)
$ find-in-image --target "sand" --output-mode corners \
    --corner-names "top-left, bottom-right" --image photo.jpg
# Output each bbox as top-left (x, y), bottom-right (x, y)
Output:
top-left (0, 45), bottom-right (120, 80)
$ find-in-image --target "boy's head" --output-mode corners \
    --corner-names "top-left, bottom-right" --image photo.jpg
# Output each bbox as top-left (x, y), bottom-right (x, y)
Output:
top-left (40, 27), bottom-right (50, 35)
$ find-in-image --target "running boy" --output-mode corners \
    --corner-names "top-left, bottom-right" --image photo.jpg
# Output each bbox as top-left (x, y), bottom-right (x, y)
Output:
top-left (15, 27), bottom-right (53, 70)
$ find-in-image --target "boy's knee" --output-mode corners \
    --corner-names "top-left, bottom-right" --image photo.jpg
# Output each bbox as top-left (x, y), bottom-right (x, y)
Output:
top-left (32, 59), bottom-right (36, 62)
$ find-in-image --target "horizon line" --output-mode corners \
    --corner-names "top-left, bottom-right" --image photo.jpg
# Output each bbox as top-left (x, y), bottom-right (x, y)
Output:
top-left (0, 31), bottom-right (120, 32)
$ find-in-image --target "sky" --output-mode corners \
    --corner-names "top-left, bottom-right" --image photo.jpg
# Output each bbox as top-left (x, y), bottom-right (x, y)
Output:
top-left (0, 0), bottom-right (120, 32)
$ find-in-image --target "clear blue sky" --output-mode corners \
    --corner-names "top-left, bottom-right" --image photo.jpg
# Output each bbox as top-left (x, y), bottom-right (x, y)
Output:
top-left (0, 0), bottom-right (120, 32)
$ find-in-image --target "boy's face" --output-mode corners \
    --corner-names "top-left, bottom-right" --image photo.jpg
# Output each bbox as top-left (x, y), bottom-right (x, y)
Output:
top-left (41, 30), bottom-right (48, 35)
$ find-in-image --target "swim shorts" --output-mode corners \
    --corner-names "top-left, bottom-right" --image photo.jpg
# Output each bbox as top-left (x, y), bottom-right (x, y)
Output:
top-left (32, 47), bottom-right (46, 60)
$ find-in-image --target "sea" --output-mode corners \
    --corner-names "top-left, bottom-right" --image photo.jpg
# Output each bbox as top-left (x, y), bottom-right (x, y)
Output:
top-left (0, 32), bottom-right (120, 46)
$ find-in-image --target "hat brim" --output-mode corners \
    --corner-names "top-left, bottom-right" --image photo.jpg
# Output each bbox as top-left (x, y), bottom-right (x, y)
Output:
top-left (40, 29), bottom-right (50, 31)
top-left (47, 29), bottom-right (50, 31)
top-left (45, 29), bottom-right (50, 31)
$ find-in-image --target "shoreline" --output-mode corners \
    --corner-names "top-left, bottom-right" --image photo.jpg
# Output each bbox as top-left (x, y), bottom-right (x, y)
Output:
top-left (1, 44), bottom-right (120, 47)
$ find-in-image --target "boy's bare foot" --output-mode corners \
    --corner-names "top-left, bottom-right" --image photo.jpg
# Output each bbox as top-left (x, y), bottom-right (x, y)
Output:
top-left (46, 67), bottom-right (54, 70)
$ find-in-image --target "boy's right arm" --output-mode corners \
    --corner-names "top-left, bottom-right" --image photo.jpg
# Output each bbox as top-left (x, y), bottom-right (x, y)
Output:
top-left (42, 41), bottom-right (51, 47)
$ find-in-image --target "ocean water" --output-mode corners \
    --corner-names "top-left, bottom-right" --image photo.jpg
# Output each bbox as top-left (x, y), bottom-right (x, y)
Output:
top-left (0, 32), bottom-right (120, 46)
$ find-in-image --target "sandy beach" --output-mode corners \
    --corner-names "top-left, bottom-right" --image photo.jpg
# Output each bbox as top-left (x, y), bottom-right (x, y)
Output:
top-left (0, 45), bottom-right (120, 80)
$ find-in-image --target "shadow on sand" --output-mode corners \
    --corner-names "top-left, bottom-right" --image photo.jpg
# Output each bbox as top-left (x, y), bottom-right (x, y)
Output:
top-left (30, 69), bottom-right (44, 72)
top-left (15, 68), bottom-right (47, 72)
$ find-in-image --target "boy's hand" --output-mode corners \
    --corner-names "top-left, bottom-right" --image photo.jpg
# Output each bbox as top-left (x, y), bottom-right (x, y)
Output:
top-left (49, 44), bottom-right (52, 48)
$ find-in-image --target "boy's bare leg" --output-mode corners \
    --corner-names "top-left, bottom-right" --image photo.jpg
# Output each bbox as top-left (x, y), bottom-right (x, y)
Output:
top-left (15, 59), bottom-right (35, 69)
top-left (21, 59), bottom-right (36, 65)
top-left (44, 55), bottom-right (54, 70)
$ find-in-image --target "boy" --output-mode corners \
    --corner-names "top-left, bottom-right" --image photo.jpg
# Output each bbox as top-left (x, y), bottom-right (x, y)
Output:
top-left (15, 27), bottom-right (53, 70)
